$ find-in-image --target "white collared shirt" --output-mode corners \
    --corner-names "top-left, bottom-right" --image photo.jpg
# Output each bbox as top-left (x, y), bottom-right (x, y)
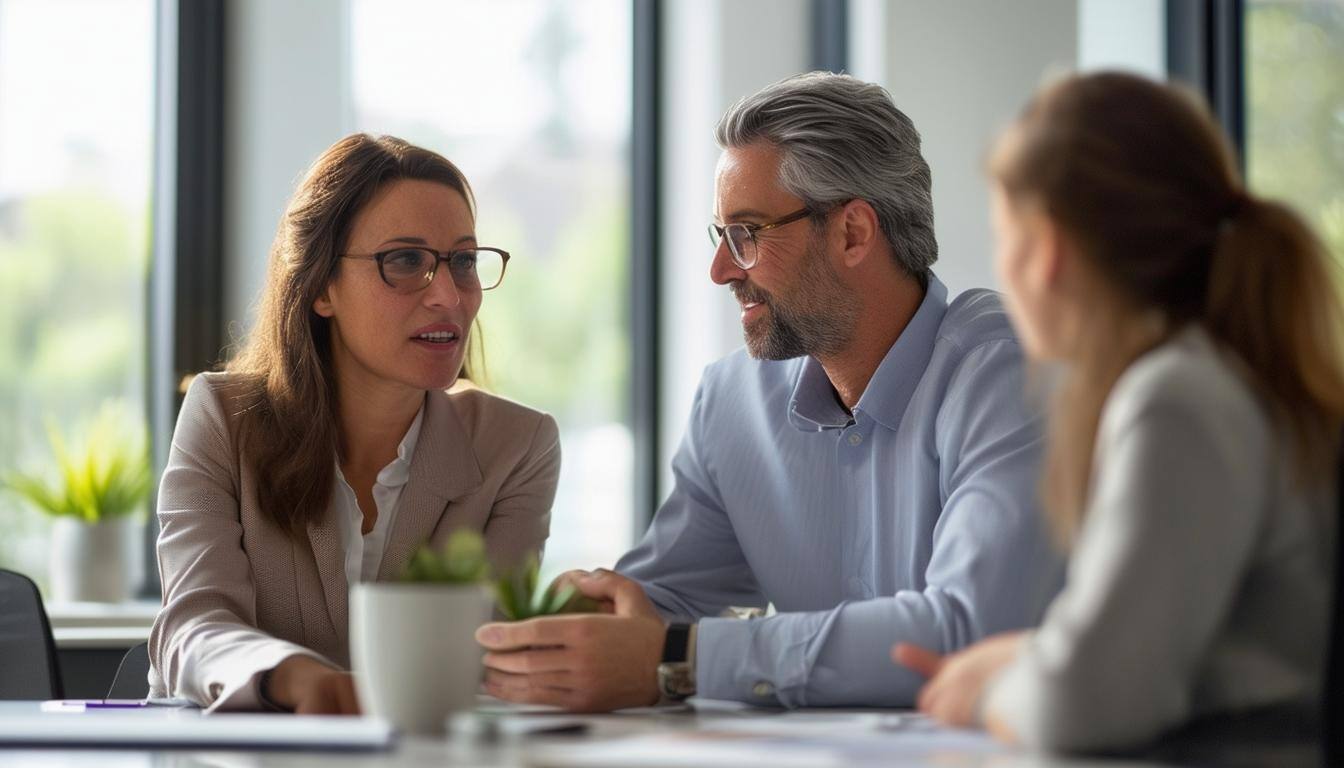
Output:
top-left (333, 404), bottom-right (425, 587)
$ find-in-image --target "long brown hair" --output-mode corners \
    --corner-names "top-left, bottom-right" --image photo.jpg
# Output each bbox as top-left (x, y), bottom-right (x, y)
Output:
top-left (991, 72), bottom-right (1344, 543)
top-left (226, 133), bottom-right (476, 535)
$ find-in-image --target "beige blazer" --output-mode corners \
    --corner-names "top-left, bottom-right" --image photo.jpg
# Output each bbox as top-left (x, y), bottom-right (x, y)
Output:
top-left (147, 372), bottom-right (560, 710)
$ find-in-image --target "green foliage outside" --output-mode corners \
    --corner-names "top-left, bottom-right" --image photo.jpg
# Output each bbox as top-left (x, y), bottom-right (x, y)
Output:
top-left (473, 198), bottom-right (630, 426)
top-left (0, 190), bottom-right (150, 586)
top-left (1246, 2), bottom-right (1344, 282)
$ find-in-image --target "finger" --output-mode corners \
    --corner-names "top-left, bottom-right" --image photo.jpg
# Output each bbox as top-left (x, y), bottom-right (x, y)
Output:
top-left (573, 570), bottom-right (650, 616)
top-left (338, 676), bottom-right (361, 715)
top-left (551, 569), bottom-right (593, 591)
top-left (918, 676), bottom-right (948, 720)
top-left (482, 647), bottom-right (573, 675)
top-left (483, 668), bottom-right (574, 702)
top-left (476, 617), bottom-right (571, 650)
top-left (892, 643), bottom-right (944, 679)
top-left (482, 679), bottom-right (574, 709)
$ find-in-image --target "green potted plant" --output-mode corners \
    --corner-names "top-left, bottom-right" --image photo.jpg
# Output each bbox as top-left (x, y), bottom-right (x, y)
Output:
top-left (2, 402), bottom-right (151, 603)
top-left (350, 529), bottom-right (497, 735)
top-left (493, 556), bottom-right (604, 620)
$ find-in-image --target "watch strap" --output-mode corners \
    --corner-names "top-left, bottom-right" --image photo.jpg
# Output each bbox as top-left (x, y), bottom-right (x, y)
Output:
top-left (662, 623), bottom-right (691, 663)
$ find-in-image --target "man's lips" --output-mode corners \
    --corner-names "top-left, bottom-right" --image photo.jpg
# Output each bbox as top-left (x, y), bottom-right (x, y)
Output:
top-left (739, 301), bottom-right (766, 322)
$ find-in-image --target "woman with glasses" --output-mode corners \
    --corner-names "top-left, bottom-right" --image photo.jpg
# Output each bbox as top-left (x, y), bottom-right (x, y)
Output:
top-left (148, 134), bottom-right (560, 713)
top-left (895, 72), bottom-right (1344, 754)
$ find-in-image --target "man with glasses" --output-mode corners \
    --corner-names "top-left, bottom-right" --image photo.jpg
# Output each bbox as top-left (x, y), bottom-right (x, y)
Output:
top-left (477, 72), bottom-right (1061, 711)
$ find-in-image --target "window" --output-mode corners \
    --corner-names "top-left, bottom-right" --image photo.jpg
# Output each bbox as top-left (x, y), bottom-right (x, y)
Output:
top-left (1245, 1), bottom-right (1344, 280)
top-left (350, 0), bottom-right (634, 579)
top-left (0, 0), bottom-right (156, 592)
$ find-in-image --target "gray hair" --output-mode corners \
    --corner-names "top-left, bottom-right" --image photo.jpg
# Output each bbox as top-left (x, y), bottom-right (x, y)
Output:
top-left (715, 72), bottom-right (938, 278)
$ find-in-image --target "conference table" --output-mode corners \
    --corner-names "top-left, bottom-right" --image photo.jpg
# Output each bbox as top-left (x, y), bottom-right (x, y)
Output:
top-left (0, 699), bottom-right (1319, 767)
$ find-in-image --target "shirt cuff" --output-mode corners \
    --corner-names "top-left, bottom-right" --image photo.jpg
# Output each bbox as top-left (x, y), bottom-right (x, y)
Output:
top-left (695, 616), bottom-right (801, 706)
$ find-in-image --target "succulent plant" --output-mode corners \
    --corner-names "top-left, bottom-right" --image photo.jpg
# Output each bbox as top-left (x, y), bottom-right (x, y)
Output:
top-left (400, 528), bottom-right (491, 584)
top-left (400, 530), bottom-right (602, 620)
top-left (494, 556), bottom-right (603, 620)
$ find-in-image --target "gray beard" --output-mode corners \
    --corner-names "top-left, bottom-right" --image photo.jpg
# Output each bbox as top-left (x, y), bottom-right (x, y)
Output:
top-left (742, 239), bottom-right (859, 361)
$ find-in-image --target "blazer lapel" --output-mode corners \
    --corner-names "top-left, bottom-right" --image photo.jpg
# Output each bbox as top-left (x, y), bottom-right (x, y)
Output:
top-left (378, 389), bottom-right (485, 580)
top-left (305, 494), bottom-right (348, 653)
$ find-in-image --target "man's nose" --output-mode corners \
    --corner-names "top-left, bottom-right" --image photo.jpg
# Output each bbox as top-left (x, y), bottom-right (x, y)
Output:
top-left (709, 237), bottom-right (747, 286)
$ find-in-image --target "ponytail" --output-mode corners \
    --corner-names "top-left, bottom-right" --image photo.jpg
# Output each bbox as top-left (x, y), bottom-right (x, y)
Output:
top-left (1206, 194), bottom-right (1344, 482)
top-left (992, 72), bottom-right (1344, 541)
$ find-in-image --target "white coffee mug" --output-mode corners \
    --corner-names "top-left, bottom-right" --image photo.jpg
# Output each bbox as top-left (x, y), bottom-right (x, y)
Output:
top-left (350, 582), bottom-right (495, 735)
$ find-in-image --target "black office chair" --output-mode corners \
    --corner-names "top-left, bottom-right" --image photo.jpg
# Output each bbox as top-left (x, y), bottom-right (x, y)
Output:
top-left (106, 641), bottom-right (150, 700)
top-left (0, 568), bottom-right (63, 699)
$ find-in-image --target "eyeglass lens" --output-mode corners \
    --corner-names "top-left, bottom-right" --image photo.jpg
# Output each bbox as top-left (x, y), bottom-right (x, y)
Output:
top-left (380, 248), bottom-right (505, 293)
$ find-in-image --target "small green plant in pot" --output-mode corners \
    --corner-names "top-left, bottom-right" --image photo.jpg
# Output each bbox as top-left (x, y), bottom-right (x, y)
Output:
top-left (2, 402), bottom-right (151, 602)
top-left (493, 557), bottom-right (604, 620)
top-left (350, 529), bottom-right (496, 735)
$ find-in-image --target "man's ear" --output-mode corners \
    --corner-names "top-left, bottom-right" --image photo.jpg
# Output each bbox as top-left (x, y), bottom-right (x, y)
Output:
top-left (313, 285), bottom-right (335, 318)
top-left (840, 199), bottom-right (880, 269)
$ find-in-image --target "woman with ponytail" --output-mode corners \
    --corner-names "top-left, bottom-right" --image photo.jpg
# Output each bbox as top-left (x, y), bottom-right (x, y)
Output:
top-left (148, 134), bottom-right (561, 713)
top-left (894, 72), bottom-right (1344, 753)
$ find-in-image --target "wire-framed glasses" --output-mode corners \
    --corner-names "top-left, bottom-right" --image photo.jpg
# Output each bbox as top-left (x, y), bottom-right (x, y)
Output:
top-left (339, 246), bottom-right (510, 293)
top-left (708, 202), bottom-right (849, 269)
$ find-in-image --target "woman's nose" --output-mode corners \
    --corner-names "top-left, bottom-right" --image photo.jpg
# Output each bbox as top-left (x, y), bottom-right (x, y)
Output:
top-left (422, 266), bottom-right (463, 308)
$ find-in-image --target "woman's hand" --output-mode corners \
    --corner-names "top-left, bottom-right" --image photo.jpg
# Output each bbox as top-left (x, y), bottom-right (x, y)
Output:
top-left (264, 654), bottom-right (360, 714)
top-left (892, 631), bottom-right (1025, 732)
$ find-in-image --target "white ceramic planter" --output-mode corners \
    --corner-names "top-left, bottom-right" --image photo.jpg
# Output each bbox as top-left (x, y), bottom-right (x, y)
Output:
top-left (350, 582), bottom-right (494, 735)
top-left (49, 516), bottom-right (141, 603)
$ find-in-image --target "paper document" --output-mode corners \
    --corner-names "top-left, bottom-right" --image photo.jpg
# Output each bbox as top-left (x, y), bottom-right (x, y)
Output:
top-left (527, 712), bottom-right (1008, 767)
top-left (0, 703), bottom-right (393, 750)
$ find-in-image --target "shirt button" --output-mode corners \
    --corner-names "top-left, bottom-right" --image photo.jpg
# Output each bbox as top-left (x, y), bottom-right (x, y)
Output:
top-left (847, 432), bottom-right (863, 446)
top-left (752, 681), bottom-right (775, 697)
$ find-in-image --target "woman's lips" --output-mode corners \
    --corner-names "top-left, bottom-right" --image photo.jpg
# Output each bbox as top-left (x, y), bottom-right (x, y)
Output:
top-left (409, 336), bottom-right (461, 352)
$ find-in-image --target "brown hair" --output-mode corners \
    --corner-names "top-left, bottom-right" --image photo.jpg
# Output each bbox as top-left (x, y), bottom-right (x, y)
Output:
top-left (226, 133), bottom-right (476, 535)
top-left (991, 72), bottom-right (1344, 543)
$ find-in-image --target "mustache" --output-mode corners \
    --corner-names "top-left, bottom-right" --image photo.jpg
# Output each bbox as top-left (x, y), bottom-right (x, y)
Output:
top-left (730, 280), bottom-right (772, 306)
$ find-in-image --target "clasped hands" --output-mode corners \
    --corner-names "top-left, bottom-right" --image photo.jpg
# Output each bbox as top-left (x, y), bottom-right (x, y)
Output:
top-left (475, 568), bottom-right (668, 712)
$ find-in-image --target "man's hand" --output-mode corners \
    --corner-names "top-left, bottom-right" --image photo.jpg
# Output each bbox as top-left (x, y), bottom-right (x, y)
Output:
top-left (476, 569), bottom-right (666, 712)
top-left (265, 654), bottom-right (360, 715)
top-left (892, 631), bottom-right (1025, 739)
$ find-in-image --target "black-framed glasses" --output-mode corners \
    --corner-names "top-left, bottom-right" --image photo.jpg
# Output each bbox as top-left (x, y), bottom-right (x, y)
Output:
top-left (707, 201), bottom-right (849, 269)
top-left (340, 246), bottom-right (510, 294)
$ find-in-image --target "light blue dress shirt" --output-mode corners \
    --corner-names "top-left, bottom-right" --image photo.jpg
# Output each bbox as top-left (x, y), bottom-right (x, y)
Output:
top-left (617, 276), bottom-right (1063, 707)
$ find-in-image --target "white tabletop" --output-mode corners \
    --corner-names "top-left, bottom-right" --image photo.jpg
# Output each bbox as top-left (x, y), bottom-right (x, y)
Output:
top-left (0, 700), bottom-right (1320, 767)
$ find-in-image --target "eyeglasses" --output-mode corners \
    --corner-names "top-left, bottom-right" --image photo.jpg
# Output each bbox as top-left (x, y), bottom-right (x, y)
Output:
top-left (707, 201), bottom-right (849, 269)
top-left (339, 246), bottom-right (510, 294)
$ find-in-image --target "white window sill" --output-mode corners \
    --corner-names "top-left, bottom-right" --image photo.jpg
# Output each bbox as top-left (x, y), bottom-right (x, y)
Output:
top-left (46, 600), bottom-right (159, 649)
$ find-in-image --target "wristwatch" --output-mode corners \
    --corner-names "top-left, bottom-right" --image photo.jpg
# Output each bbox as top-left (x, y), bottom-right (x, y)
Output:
top-left (656, 623), bottom-right (697, 701)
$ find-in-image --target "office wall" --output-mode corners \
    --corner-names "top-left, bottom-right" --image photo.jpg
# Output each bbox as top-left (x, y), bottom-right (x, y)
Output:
top-left (657, 0), bottom-right (811, 499)
top-left (876, 0), bottom-right (1079, 296)
top-left (224, 0), bottom-right (351, 337)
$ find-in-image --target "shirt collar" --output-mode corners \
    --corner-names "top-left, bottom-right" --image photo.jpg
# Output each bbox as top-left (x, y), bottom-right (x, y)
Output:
top-left (787, 275), bottom-right (949, 432)
top-left (374, 399), bottom-right (426, 489)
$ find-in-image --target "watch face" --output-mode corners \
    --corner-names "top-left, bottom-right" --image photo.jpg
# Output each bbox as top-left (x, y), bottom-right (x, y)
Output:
top-left (657, 662), bottom-right (696, 699)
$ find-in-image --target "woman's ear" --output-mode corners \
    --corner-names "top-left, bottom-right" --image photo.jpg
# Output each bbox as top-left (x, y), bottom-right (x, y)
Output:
top-left (313, 286), bottom-right (335, 318)
top-left (1028, 212), bottom-right (1068, 294)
